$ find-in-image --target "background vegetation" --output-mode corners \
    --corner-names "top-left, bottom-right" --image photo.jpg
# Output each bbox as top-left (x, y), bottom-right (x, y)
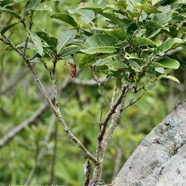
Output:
top-left (0, 0), bottom-right (186, 185)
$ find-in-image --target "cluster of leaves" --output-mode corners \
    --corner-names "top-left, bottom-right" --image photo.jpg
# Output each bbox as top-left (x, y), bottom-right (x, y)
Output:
top-left (1, 0), bottom-right (186, 185)
top-left (1, 0), bottom-right (186, 86)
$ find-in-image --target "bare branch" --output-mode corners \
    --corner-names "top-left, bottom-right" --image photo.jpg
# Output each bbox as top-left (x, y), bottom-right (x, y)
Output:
top-left (84, 160), bottom-right (91, 186)
top-left (97, 84), bottom-right (129, 142)
top-left (122, 89), bottom-right (146, 111)
top-left (1, 36), bottom-right (97, 164)
top-left (0, 78), bottom-right (70, 149)
top-left (91, 84), bottom-right (129, 183)
top-left (0, 103), bottom-right (48, 149)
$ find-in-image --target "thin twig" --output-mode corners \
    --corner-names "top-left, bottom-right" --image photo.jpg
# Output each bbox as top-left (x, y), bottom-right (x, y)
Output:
top-left (1, 35), bottom-right (97, 164)
top-left (90, 65), bottom-right (111, 105)
top-left (23, 11), bottom-right (34, 57)
top-left (122, 90), bottom-right (146, 111)
top-left (0, 78), bottom-right (70, 149)
top-left (0, 103), bottom-right (48, 149)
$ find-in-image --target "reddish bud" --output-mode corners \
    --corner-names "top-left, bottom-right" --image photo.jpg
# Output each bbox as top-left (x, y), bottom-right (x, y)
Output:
top-left (65, 62), bottom-right (76, 78)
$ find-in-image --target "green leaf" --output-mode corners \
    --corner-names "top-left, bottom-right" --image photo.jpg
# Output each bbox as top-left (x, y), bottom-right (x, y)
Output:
top-left (147, 82), bottom-right (157, 90)
top-left (0, 22), bottom-right (18, 35)
top-left (95, 55), bottom-right (116, 66)
top-left (81, 35), bottom-right (117, 54)
top-left (36, 31), bottom-right (57, 47)
top-left (105, 29), bottom-right (128, 41)
top-left (78, 5), bottom-right (125, 27)
top-left (129, 60), bottom-right (142, 72)
top-left (25, 0), bottom-right (41, 14)
top-left (106, 60), bottom-right (128, 71)
top-left (50, 14), bottom-right (77, 27)
top-left (57, 30), bottom-right (76, 54)
top-left (155, 67), bottom-right (165, 73)
top-left (133, 37), bottom-right (156, 47)
top-left (158, 75), bottom-right (180, 83)
top-left (59, 45), bottom-right (80, 57)
top-left (79, 54), bottom-right (97, 68)
top-left (75, 9), bottom-right (95, 24)
top-left (33, 2), bottom-right (53, 11)
top-left (172, 0), bottom-right (186, 4)
top-left (0, 7), bottom-right (22, 19)
top-left (153, 57), bottom-right (180, 69)
top-left (28, 30), bottom-right (43, 56)
top-left (152, 11), bottom-right (173, 25)
top-left (154, 38), bottom-right (183, 55)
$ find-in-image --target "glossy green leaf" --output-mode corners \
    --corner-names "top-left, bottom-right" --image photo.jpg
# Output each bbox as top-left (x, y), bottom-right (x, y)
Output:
top-left (25, 0), bottom-right (41, 14)
top-left (36, 31), bottom-right (57, 47)
top-left (95, 55), bottom-right (116, 66)
top-left (81, 35), bottom-right (117, 54)
top-left (0, 22), bottom-right (18, 35)
top-left (78, 5), bottom-right (125, 27)
top-left (50, 14), bottom-right (77, 27)
top-left (28, 30), bottom-right (43, 56)
top-left (152, 11), bottom-right (172, 25)
top-left (155, 67), bottom-right (164, 73)
top-left (59, 45), bottom-right (80, 57)
top-left (57, 30), bottom-right (76, 54)
top-left (153, 57), bottom-right (180, 69)
top-left (154, 38), bottom-right (183, 55)
top-left (79, 54), bottom-right (97, 68)
top-left (158, 75), bottom-right (180, 83)
top-left (75, 9), bottom-right (95, 24)
top-left (105, 29), bottom-right (128, 41)
top-left (133, 37), bottom-right (156, 47)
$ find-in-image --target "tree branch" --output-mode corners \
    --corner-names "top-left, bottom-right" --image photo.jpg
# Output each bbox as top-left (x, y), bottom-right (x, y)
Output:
top-left (1, 35), bottom-right (97, 164)
top-left (0, 78), bottom-right (70, 149)
top-left (97, 84), bottom-right (129, 142)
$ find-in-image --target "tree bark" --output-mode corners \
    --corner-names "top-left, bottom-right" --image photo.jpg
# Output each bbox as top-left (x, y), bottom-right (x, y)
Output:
top-left (112, 101), bottom-right (186, 186)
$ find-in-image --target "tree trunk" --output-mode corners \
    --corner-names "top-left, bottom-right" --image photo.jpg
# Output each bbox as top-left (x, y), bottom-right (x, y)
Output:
top-left (112, 101), bottom-right (186, 186)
